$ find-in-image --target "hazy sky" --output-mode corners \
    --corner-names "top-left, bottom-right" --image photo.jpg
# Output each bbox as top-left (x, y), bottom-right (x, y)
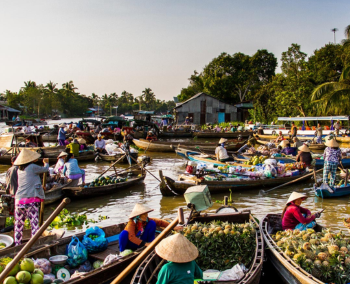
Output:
top-left (0, 1), bottom-right (349, 101)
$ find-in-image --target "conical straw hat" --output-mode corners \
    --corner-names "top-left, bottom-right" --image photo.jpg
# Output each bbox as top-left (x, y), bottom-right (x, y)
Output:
top-left (286, 191), bottom-right (307, 204)
top-left (59, 123), bottom-right (66, 128)
top-left (129, 203), bottom-right (154, 219)
top-left (325, 138), bottom-right (339, 148)
top-left (279, 140), bottom-right (289, 148)
top-left (155, 233), bottom-right (198, 263)
top-left (77, 138), bottom-right (86, 144)
top-left (14, 149), bottom-right (41, 166)
top-left (58, 151), bottom-right (68, 158)
top-left (298, 144), bottom-right (310, 153)
top-left (219, 138), bottom-right (228, 144)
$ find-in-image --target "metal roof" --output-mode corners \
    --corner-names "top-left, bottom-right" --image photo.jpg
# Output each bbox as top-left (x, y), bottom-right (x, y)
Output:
top-left (278, 116), bottom-right (349, 121)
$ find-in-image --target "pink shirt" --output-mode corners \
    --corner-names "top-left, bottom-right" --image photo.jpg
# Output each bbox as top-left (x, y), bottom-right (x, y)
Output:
top-left (282, 203), bottom-right (315, 230)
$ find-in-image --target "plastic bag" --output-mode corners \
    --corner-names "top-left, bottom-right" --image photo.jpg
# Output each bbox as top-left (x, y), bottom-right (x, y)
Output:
top-left (103, 254), bottom-right (121, 266)
top-left (219, 264), bottom-right (247, 281)
top-left (78, 260), bottom-right (92, 272)
top-left (82, 226), bottom-right (108, 253)
top-left (34, 258), bottom-right (52, 274)
top-left (67, 236), bottom-right (88, 267)
top-left (43, 274), bottom-right (56, 281)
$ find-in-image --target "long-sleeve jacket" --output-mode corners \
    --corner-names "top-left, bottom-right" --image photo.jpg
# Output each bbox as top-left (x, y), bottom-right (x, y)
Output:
top-left (282, 204), bottom-right (315, 230)
top-left (124, 218), bottom-right (170, 246)
top-left (57, 128), bottom-right (66, 140)
top-left (5, 166), bottom-right (18, 195)
top-left (296, 151), bottom-right (313, 166)
top-left (63, 158), bottom-right (84, 176)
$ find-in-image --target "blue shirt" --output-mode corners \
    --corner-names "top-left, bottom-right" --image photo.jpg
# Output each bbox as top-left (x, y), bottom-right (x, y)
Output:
top-left (156, 261), bottom-right (203, 284)
top-left (281, 147), bottom-right (297, 156)
top-left (57, 128), bottom-right (66, 140)
top-left (63, 158), bottom-right (84, 176)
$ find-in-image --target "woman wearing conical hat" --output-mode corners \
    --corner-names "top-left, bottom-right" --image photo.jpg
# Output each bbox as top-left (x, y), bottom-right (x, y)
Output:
top-left (155, 234), bottom-right (203, 284)
top-left (296, 144), bottom-right (312, 167)
top-left (53, 151), bottom-right (68, 174)
top-left (57, 123), bottom-right (67, 146)
top-left (282, 192), bottom-right (321, 231)
top-left (13, 149), bottom-right (49, 245)
top-left (215, 138), bottom-right (233, 162)
top-left (323, 139), bottom-right (342, 187)
top-left (119, 204), bottom-right (171, 252)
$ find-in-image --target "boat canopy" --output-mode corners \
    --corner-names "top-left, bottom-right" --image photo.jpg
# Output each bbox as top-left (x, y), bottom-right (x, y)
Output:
top-left (278, 116), bottom-right (349, 121)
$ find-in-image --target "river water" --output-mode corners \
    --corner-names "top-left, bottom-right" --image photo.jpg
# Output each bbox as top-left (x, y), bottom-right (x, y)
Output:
top-left (0, 118), bottom-right (349, 235)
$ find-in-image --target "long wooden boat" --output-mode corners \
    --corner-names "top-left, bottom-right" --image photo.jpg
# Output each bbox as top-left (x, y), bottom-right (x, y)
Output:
top-left (336, 136), bottom-right (350, 143)
top-left (63, 169), bottom-right (146, 198)
top-left (131, 209), bottom-right (264, 284)
top-left (256, 139), bottom-right (326, 151)
top-left (133, 138), bottom-right (245, 153)
top-left (44, 179), bottom-right (79, 205)
top-left (98, 152), bottom-right (138, 163)
top-left (41, 133), bottom-right (59, 142)
top-left (260, 214), bottom-right (324, 284)
top-left (20, 222), bottom-right (165, 284)
top-left (158, 131), bottom-right (192, 138)
top-left (193, 130), bottom-right (253, 138)
top-left (159, 169), bottom-right (313, 196)
top-left (257, 134), bottom-right (312, 142)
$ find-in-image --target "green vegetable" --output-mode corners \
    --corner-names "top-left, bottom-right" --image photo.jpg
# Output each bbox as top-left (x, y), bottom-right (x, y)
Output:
top-left (120, 249), bottom-right (133, 257)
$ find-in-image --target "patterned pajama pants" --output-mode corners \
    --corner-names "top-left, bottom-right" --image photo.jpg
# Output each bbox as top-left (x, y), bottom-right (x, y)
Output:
top-left (15, 202), bottom-right (40, 246)
top-left (323, 161), bottom-right (338, 187)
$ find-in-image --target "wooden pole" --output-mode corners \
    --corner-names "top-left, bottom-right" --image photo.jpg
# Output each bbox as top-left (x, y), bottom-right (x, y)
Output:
top-left (224, 196), bottom-right (228, 206)
top-left (313, 169), bottom-right (317, 184)
top-left (110, 217), bottom-right (179, 284)
top-left (346, 170), bottom-right (348, 187)
top-left (39, 172), bottom-right (47, 226)
top-left (97, 154), bottom-right (126, 179)
top-left (0, 198), bottom-right (71, 283)
top-left (178, 208), bottom-right (185, 224)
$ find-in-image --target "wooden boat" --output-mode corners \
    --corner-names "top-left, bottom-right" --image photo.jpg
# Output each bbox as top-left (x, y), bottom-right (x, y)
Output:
top-left (260, 214), bottom-right (325, 284)
top-left (131, 209), bottom-right (264, 284)
top-left (20, 223), bottom-right (164, 284)
top-left (133, 138), bottom-right (246, 153)
top-left (63, 169), bottom-right (146, 198)
top-left (41, 133), bottom-right (58, 142)
top-left (158, 131), bottom-right (192, 138)
top-left (336, 136), bottom-right (350, 143)
top-left (314, 183), bottom-right (350, 198)
top-left (256, 139), bottom-right (326, 151)
top-left (98, 152), bottom-right (138, 163)
top-left (314, 158), bottom-right (350, 169)
top-left (44, 179), bottom-right (79, 205)
top-left (257, 134), bottom-right (312, 142)
top-left (159, 169), bottom-right (313, 196)
top-left (193, 130), bottom-right (253, 138)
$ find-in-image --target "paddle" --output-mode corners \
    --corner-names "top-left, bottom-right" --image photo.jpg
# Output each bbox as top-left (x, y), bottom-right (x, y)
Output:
top-left (96, 154), bottom-right (126, 179)
top-left (259, 168), bottom-right (323, 195)
top-left (144, 140), bottom-right (153, 154)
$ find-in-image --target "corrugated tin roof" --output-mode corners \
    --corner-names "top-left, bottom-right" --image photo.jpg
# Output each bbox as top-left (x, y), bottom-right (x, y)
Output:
top-left (174, 92), bottom-right (236, 109)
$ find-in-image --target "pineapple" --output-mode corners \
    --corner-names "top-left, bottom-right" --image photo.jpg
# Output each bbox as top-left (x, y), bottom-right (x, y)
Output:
top-left (317, 252), bottom-right (328, 261)
top-left (345, 257), bottom-right (350, 266)
top-left (303, 242), bottom-right (311, 251)
top-left (304, 250), bottom-right (316, 261)
top-left (340, 246), bottom-right (348, 254)
top-left (327, 244), bottom-right (339, 255)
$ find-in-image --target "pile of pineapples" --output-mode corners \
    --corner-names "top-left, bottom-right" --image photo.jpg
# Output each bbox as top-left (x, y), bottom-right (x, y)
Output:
top-left (272, 228), bottom-right (350, 283)
top-left (179, 220), bottom-right (257, 271)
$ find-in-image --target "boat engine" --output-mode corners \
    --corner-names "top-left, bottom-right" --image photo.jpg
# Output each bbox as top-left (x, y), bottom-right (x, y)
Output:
top-left (184, 185), bottom-right (212, 218)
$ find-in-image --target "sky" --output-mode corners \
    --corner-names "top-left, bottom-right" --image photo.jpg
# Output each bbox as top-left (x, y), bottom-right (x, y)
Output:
top-left (0, 0), bottom-right (349, 101)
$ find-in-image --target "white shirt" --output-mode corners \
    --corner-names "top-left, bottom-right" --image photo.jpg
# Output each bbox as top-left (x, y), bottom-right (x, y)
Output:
top-left (54, 158), bottom-right (65, 173)
top-left (215, 146), bottom-right (229, 160)
top-left (23, 126), bottom-right (31, 133)
top-left (94, 139), bottom-right (106, 149)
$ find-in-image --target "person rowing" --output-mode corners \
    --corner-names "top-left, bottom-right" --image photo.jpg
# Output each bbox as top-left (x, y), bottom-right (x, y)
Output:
top-left (323, 138), bottom-right (342, 187)
top-left (119, 204), bottom-right (178, 252)
top-left (282, 192), bottom-right (321, 231)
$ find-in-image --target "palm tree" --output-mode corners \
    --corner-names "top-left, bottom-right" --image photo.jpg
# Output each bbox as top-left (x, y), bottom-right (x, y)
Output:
top-left (311, 66), bottom-right (350, 115)
top-left (141, 88), bottom-right (156, 109)
top-left (45, 81), bottom-right (58, 115)
top-left (62, 80), bottom-right (78, 93)
top-left (342, 25), bottom-right (350, 48)
top-left (331, 28), bottom-right (338, 44)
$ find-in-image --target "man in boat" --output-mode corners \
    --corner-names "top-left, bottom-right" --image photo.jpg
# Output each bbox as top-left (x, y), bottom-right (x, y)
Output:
top-left (296, 144), bottom-right (312, 167)
top-left (282, 192), bottom-right (320, 231)
top-left (146, 130), bottom-right (157, 141)
top-left (215, 138), bottom-right (234, 162)
top-left (5, 156), bottom-right (18, 195)
top-left (334, 120), bottom-right (341, 136)
top-left (290, 122), bottom-right (297, 139)
top-left (323, 139), bottom-right (342, 187)
top-left (230, 123), bottom-right (237, 132)
top-left (155, 234), bottom-right (203, 284)
top-left (57, 123), bottom-right (67, 146)
top-left (292, 137), bottom-right (303, 148)
top-left (275, 131), bottom-right (284, 143)
top-left (23, 123), bottom-right (32, 134)
top-left (315, 123), bottom-right (323, 144)
top-left (94, 134), bottom-right (107, 154)
top-left (119, 204), bottom-right (172, 252)
top-left (66, 138), bottom-right (80, 157)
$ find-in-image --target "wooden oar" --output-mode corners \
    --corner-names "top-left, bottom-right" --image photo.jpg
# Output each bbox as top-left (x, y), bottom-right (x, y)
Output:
top-left (128, 154), bottom-right (161, 182)
top-left (0, 198), bottom-right (71, 283)
top-left (39, 171), bottom-right (47, 227)
top-left (110, 216), bottom-right (179, 284)
top-left (144, 140), bottom-right (153, 154)
top-left (97, 154), bottom-right (126, 179)
top-left (259, 168), bottom-right (323, 195)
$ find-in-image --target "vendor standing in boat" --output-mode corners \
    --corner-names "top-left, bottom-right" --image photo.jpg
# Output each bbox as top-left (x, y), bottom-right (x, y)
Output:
top-left (290, 122), bottom-right (297, 138)
top-left (323, 139), bottom-right (342, 187)
top-left (119, 204), bottom-right (172, 252)
top-left (296, 144), bottom-right (312, 167)
top-left (155, 234), bottom-right (203, 284)
top-left (215, 138), bottom-right (233, 162)
top-left (282, 192), bottom-right (320, 231)
top-left (315, 123), bottom-right (323, 144)
top-left (13, 149), bottom-right (49, 245)
top-left (57, 123), bottom-right (67, 146)
top-left (94, 134), bottom-right (107, 154)
top-left (54, 151), bottom-right (68, 174)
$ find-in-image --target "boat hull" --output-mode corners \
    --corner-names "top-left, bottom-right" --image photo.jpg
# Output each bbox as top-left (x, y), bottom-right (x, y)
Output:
top-left (314, 184), bottom-right (350, 198)
top-left (193, 131), bottom-right (253, 138)
top-left (158, 131), bottom-right (192, 138)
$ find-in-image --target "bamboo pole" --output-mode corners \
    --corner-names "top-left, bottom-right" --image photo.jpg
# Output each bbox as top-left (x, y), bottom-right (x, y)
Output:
top-left (110, 217), bottom-right (179, 284)
top-left (0, 198), bottom-right (71, 283)
top-left (97, 154), bottom-right (126, 179)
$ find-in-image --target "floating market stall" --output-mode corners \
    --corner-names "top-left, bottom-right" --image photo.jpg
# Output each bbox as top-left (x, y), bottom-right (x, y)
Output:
top-left (132, 185), bottom-right (264, 284)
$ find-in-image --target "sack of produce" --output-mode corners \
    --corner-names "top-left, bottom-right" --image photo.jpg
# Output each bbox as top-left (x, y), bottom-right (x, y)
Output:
top-left (82, 226), bottom-right (108, 253)
top-left (103, 254), bottom-right (121, 266)
top-left (77, 260), bottom-right (92, 272)
top-left (67, 236), bottom-right (88, 267)
top-left (34, 258), bottom-right (52, 274)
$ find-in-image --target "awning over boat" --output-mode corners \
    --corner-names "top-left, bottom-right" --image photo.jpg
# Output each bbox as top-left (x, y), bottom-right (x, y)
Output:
top-left (278, 116), bottom-right (349, 121)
